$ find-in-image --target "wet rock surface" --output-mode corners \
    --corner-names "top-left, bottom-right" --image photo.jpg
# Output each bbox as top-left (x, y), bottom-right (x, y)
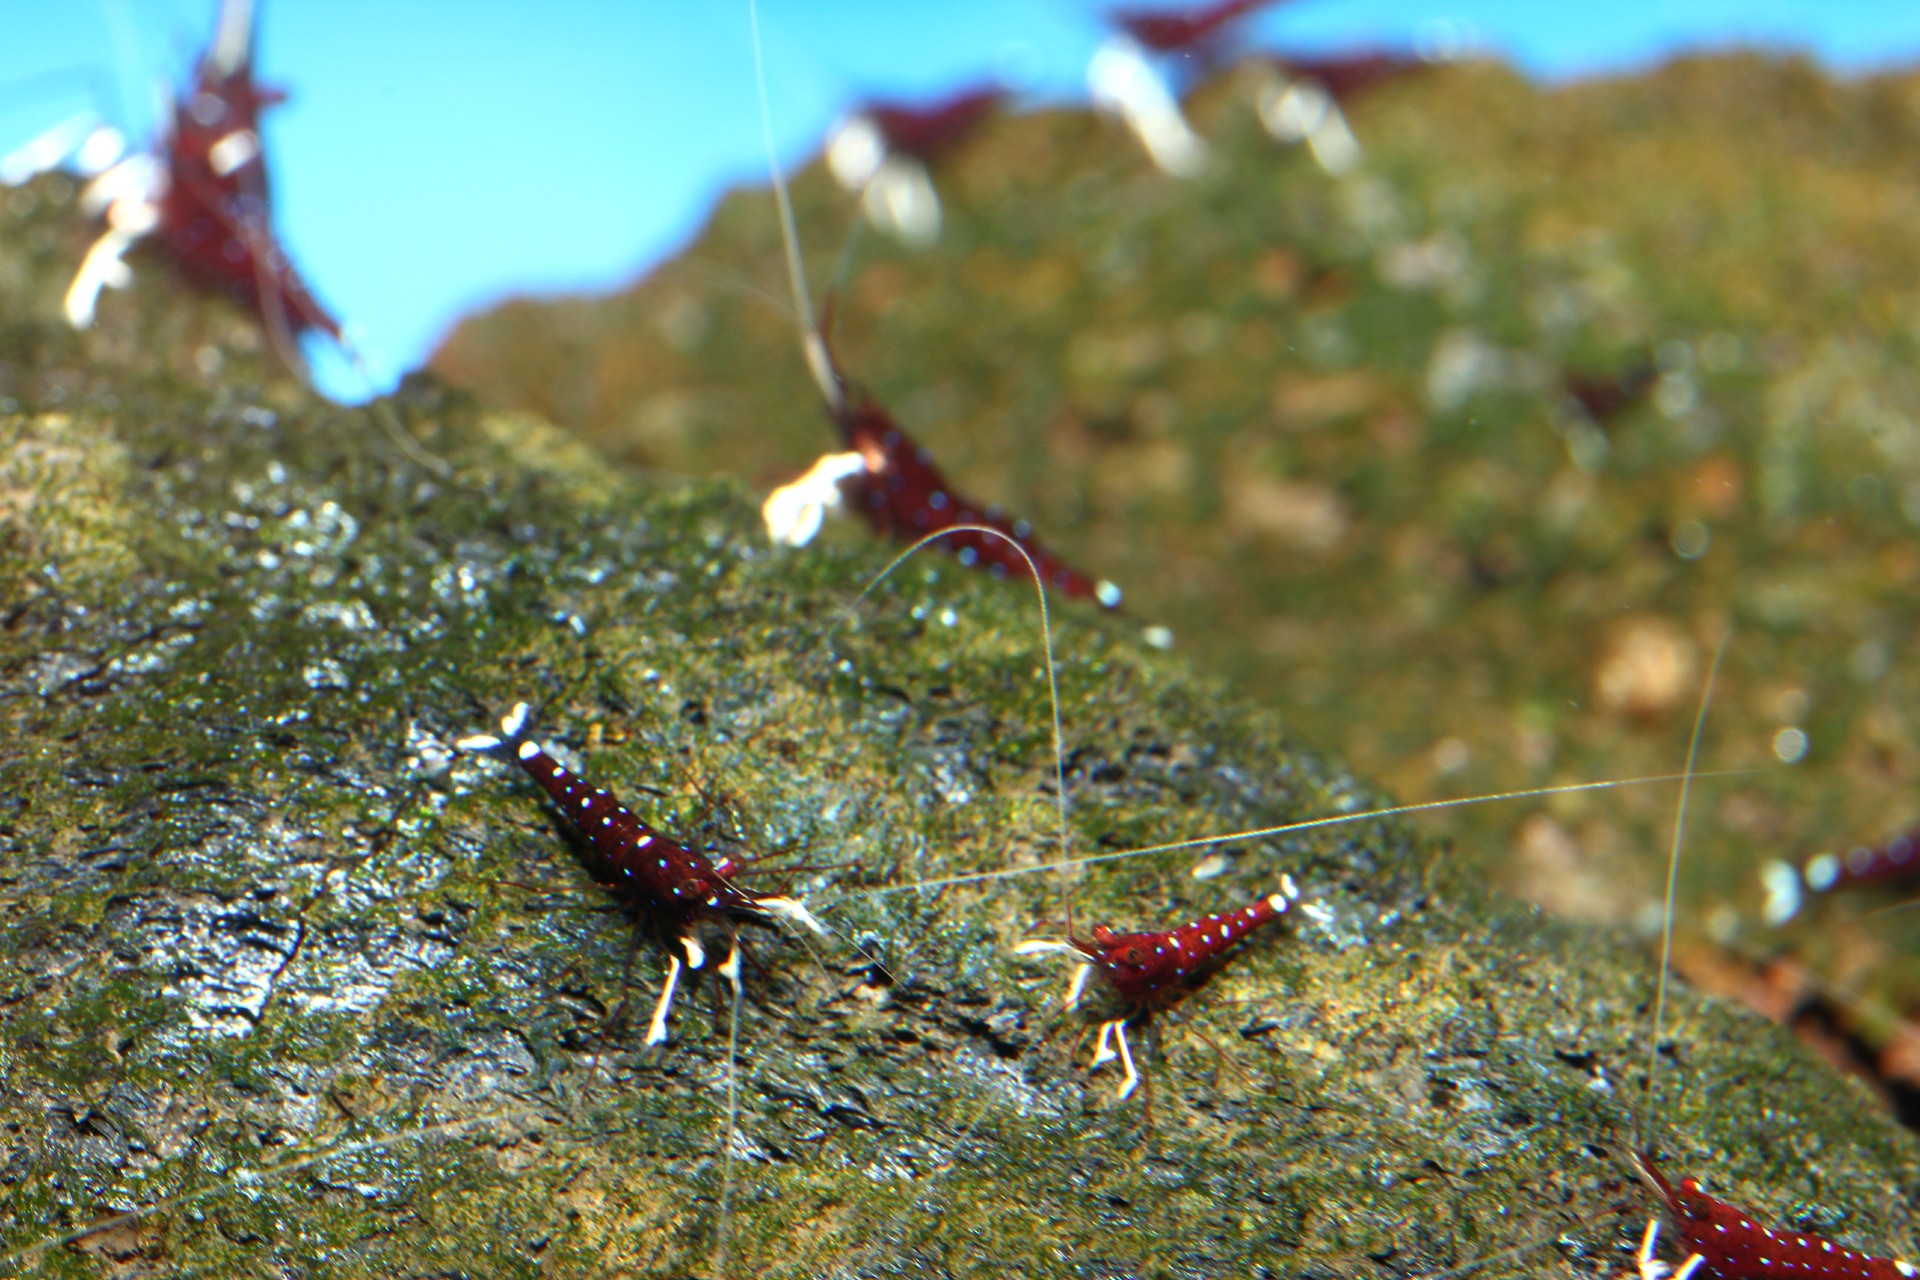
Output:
top-left (2, 172), bottom-right (1918, 1278)
top-left (439, 53), bottom-right (1920, 1079)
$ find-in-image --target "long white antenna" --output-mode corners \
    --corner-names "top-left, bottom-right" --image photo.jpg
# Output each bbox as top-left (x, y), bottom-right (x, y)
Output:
top-left (747, 0), bottom-right (840, 413)
top-left (847, 770), bottom-right (1754, 900)
top-left (1637, 631), bottom-right (1729, 1154)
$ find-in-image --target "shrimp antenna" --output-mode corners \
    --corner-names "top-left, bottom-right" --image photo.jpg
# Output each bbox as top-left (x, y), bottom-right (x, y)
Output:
top-left (838, 523), bottom-right (1072, 878)
top-left (748, 0), bottom-right (840, 414)
top-left (853, 769), bottom-right (1757, 899)
top-left (712, 958), bottom-right (746, 1279)
top-left (1636, 630), bottom-right (1730, 1155)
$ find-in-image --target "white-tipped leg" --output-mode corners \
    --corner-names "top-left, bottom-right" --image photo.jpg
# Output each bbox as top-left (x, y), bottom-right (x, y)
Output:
top-left (1257, 78), bottom-right (1361, 175)
top-left (1091, 1018), bottom-right (1118, 1067)
top-left (645, 954), bottom-right (685, 1046)
top-left (762, 452), bottom-right (865, 547)
top-left (826, 113), bottom-right (885, 191)
top-left (756, 894), bottom-right (826, 936)
top-left (1635, 1219), bottom-right (1702, 1280)
top-left (1063, 962), bottom-right (1093, 1013)
top-left (1012, 939), bottom-right (1082, 959)
top-left (1306, 106), bottom-right (1361, 176)
top-left (1110, 1022), bottom-right (1140, 1101)
top-left (458, 701), bottom-right (532, 753)
top-left (681, 935), bottom-right (707, 971)
top-left (863, 155), bottom-right (941, 246)
top-left (1087, 1019), bottom-right (1142, 1100)
top-left (65, 225), bottom-right (139, 328)
top-left (1087, 37), bottom-right (1208, 178)
top-left (1636, 1219), bottom-right (1664, 1280)
top-left (64, 159), bottom-right (162, 329)
top-left (719, 935), bottom-right (743, 996)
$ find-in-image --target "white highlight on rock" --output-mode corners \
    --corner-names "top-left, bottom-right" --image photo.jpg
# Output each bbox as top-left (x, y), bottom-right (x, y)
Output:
top-left (763, 451), bottom-right (867, 547)
top-left (1087, 37), bottom-right (1207, 178)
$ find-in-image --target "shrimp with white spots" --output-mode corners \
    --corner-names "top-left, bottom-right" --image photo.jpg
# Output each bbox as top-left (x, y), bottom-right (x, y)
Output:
top-left (1014, 877), bottom-right (1301, 1100)
top-left (456, 702), bottom-right (822, 1045)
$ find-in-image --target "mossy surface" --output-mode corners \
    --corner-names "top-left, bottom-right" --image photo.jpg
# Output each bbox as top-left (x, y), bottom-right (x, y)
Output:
top-left (0, 137), bottom-right (1915, 1280)
top-left (438, 54), bottom-right (1920, 1056)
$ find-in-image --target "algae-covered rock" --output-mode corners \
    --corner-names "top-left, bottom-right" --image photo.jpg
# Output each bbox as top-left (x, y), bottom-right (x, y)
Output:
top-left (3, 173), bottom-right (1917, 1278)
top-left (436, 52), bottom-right (1920, 1056)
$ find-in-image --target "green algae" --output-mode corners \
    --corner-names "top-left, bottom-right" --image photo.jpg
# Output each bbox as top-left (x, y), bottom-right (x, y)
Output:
top-left (437, 54), bottom-right (1920, 1058)
top-left (0, 145), bottom-right (1915, 1280)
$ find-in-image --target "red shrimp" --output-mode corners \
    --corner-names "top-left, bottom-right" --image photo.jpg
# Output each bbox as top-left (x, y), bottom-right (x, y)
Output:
top-left (1269, 50), bottom-right (1424, 103)
top-left (861, 86), bottom-right (1005, 163)
top-left (1631, 1153), bottom-right (1917, 1280)
top-left (1619, 645), bottom-right (1918, 1280)
top-left (804, 347), bottom-right (1122, 608)
top-left (1013, 876), bottom-right (1300, 1099)
top-left (67, 0), bottom-right (339, 357)
top-left (456, 702), bottom-right (823, 1045)
top-left (825, 85), bottom-right (1007, 245)
top-left (749, 0), bottom-right (1122, 610)
top-left (1109, 0), bottom-right (1284, 55)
